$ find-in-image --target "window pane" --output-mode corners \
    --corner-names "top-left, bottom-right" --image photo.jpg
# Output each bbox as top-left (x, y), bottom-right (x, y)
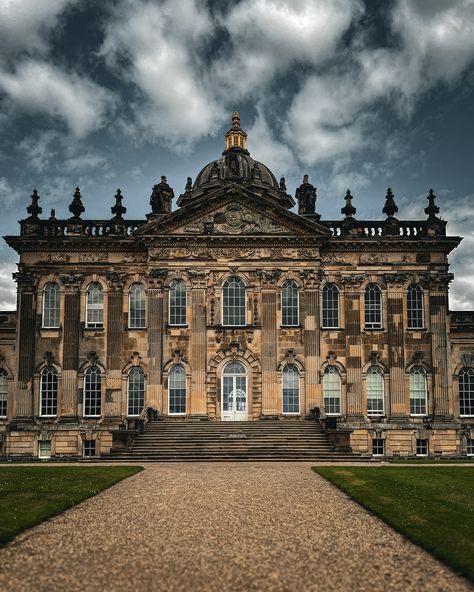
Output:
top-left (282, 281), bottom-right (299, 326)
top-left (129, 283), bottom-right (146, 328)
top-left (38, 440), bottom-right (51, 459)
top-left (407, 284), bottom-right (424, 329)
top-left (169, 280), bottom-right (187, 325)
top-left (459, 368), bottom-right (474, 416)
top-left (410, 367), bottom-right (427, 415)
top-left (128, 367), bottom-right (145, 416)
top-left (372, 438), bottom-right (384, 456)
top-left (223, 277), bottom-right (246, 326)
top-left (283, 364), bottom-right (300, 413)
top-left (364, 284), bottom-right (382, 329)
top-left (40, 368), bottom-right (58, 416)
top-left (86, 283), bottom-right (104, 327)
top-left (43, 283), bottom-right (60, 328)
top-left (84, 440), bottom-right (96, 457)
top-left (367, 366), bottom-right (384, 415)
top-left (0, 370), bottom-right (7, 416)
top-left (84, 367), bottom-right (101, 416)
top-left (416, 438), bottom-right (428, 456)
top-left (169, 365), bottom-right (186, 414)
top-left (322, 284), bottom-right (340, 328)
top-left (323, 367), bottom-right (341, 415)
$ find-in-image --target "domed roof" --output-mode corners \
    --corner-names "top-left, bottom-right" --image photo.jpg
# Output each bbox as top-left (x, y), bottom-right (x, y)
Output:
top-left (177, 112), bottom-right (295, 209)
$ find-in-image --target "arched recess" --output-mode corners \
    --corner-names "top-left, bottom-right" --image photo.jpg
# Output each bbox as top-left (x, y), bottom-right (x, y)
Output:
top-left (78, 354), bottom-right (107, 418)
top-left (208, 346), bottom-right (261, 420)
top-left (163, 356), bottom-right (192, 417)
top-left (121, 353), bottom-right (149, 417)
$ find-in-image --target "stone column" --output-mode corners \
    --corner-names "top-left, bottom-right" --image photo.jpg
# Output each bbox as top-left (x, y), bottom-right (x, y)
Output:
top-left (260, 271), bottom-right (279, 416)
top-left (385, 277), bottom-right (406, 419)
top-left (59, 273), bottom-right (84, 417)
top-left (342, 277), bottom-right (363, 418)
top-left (13, 271), bottom-right (37, 417)
top-left (189, 271), bottom-right (207, 416)
top-left (302, 271), bottom-right (321, 412)
top-left (105, 272), bottom-right (126, 416)
top-left (146, 270), bottom-right (167, 412)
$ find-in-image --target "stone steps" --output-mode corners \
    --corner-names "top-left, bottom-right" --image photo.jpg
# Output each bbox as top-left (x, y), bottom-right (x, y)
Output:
top-left (108, 419), bottom-right (359, 462)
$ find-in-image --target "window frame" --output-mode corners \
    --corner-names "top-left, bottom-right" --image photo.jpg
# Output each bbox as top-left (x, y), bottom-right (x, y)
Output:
top-left (40, 367), bottom-right (58, 417)
top-left (409, 366), bottom-right (428, 416)
top-left (364, 284), bottom-right (382, 330)
top-left (459, 367), bottom-right (474, 417)
top-left (83, 366), bottom-right (102, 417)
top-left (416, 438), bottom-right (428, 457)
top-left (281, 280), bottom-right (299, 327)
top-left (127, 366), bottom-right (145, 417)
top-left (83, 440), bottom-right (96, 457)
top-left (282, 364), bottom-right (300, 415)
top-left (0, 369), bottom-right (7, 417)
top-left (322, 283), bottom-right (340, 329)
top-left (86, 283), bottom-right (104, 329)
top-left (168, 365), bottom-right (186, 416)
top-left (38, 440), bottom-right (51, 459)
top-left (222, 276), bottom-right (246, 327)
top-left (42, 282), bottom-right (61, 329)
top-left (128, 283), bottom-right (146, 329)
top-left (372, 438), bottom-right (384, 456)
top-left (168, 279), bottom-right (187, 326)
top-left (407, 284), bottom-right (424, 329)
top-left (323, 366), bottom-right (341, 416)
top-left (366, 366), bottom-right (384, 417)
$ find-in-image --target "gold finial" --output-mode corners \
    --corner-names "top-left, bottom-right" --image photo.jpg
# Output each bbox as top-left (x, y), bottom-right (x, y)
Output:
top-left (225, 110), bottom-right (248, 152)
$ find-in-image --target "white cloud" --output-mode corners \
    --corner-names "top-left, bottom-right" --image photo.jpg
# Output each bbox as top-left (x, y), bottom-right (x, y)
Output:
top-left (0, 176), bottom-right (22, 208)
top-left (248, 110), bottom-right (296, 176)
top-left (0, 0), bottom-right (77, 56)
top-left (0, 60), bottom-right (115, 138)
top-left (0, 264), bottom-right (16, 310)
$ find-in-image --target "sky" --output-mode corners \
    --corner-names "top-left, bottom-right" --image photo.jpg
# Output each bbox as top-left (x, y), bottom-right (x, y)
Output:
top-left (1, 0), bottom-right (474, 310)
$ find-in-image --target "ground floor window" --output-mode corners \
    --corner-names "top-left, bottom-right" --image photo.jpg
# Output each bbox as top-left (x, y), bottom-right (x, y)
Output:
top-left (282, 364), bottom-right (300, 414)
top-left (416, 438), bottom-right (428, 456)
top-left (323, 366), bottom-right (341, 415)
top-left (0, 369), bottom-right (7, 417)
top-left (84, 440), bottom-right (96, 457)
top-left (169, 365), bottom-right (186, 415)
top-left (372, 438), bottom-right (384, 456)
top-left (38, 440), bottom-right (51, 459)
top-left (127, 366), bottom-right (145, 416)
top-left (467, 439), bottom-right (474, 456)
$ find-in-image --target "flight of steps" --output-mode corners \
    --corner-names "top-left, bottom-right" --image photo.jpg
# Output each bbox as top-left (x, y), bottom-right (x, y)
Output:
top-left (108, 420), bottom-right (360, 462)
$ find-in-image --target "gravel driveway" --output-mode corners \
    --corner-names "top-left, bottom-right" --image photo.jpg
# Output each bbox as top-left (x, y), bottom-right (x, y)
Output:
top-left (0, 462), bottom-right (470, 592)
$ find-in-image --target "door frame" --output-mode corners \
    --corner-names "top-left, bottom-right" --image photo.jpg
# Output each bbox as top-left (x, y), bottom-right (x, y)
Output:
top-left (221, 361), bottom-right (248, 421)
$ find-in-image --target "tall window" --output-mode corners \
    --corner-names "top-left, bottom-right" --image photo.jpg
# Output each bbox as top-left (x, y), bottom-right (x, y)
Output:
top-left (0, 369), bottom-right (7, 417)
top-left (323, 366), bottom-right (341, 415)
top-left (459, 367), bottom-right (474, 416)
top-left (282, 364), bottom-right (300, 414)
top-left (407, 284), bottom-right (424, 329)
top-left (127, 367), bottom-right (145, 416)
top-left (169, 365), bottom-right (186, 415)
top-left (223, 277), bottom-right (246, 326)
top-left (281, 281), bottom-right (299, 326)
top-left (322, 284), bottom-right (340, 328)
top-left (410, 367), bottom-right (427, 415)
top-left (365, 284), bottom-right (382, 329)
top-left (129, 283), bottom-right (146, 329)
top-left (169, 280), bottom-right (186, 326)
top-left (84, 367), bottom-right (101, 416)
top-left (366, 366), bottom-right (384, 416)
top-left (86, 283), bottom-right (104, 328)
top-left (40, 367), bottom-right (58, 416)
top-left (43, 283), bottom-right (60, 328)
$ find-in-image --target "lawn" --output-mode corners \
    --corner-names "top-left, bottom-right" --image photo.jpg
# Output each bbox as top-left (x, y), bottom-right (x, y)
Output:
top-left (314, 467), bottom-right (474, 582)
top-left (0, 466), bottom-right (142, 547)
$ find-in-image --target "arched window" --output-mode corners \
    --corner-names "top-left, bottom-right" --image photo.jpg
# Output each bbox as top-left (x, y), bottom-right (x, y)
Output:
top-left (407, 284), bottom-right (424, 329)
top-left (365, 284), bottom-right (382, 329)
top-left (283, 364), bottom-right (300, 414)
top-left (84, 367), bottom-right (101, 417)
top-left (129, 283), bottom-right (146, 329)
top-left (43, 283), bottom-right (60, 328)
top-left (459, 367), bottom-right (474, 416)
top-left (0, 369), bottom-right (7, 417)
top-left (410, 367), bottom-right (427, 415)
top-left (281, 280), bottom-right (299, 326)
top-left (366, 366), bottom-right (384, 416)
top-left (222, 277), bottom-right (246, 326)
top-left (40, 367), bottom-right (58, 416)
top-left (322, 284), bottom-right (340, 329)
top-left (169, 365), bottom-right (186, 415)
top-left (323, 366), bottom-right (341, 415)
top-left (127, 366), bottom-right (145, 416)
top-left (86, 283), bottom-right (104, 328)
top-left (169, 280), bottom-right (186, 326)
top-left (222, 361), bottom-right (247, 420)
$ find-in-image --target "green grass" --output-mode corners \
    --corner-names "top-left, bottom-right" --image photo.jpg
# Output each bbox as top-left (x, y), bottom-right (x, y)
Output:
top-left (314, 467), bottom-right (474, 582)
top-left (0, 466), bottom-right (143, 547)
top-left (390, 458), bottom-right (474, 464)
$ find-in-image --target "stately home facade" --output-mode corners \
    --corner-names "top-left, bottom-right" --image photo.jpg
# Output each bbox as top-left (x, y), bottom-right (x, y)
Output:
top-left (1, 113), bottom-right (473, 459)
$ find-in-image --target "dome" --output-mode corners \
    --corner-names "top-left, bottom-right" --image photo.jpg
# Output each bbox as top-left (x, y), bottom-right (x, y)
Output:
top-left (177, 112), bottom-right (295, 209)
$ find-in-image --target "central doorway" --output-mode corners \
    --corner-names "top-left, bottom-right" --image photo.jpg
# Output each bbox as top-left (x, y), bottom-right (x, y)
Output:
top-left (221, 361), bottom-right (248, 421)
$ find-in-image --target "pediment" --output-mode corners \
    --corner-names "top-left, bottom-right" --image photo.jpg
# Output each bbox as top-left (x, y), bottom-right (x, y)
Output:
top-left (134, 184), bottom-right (330, 238)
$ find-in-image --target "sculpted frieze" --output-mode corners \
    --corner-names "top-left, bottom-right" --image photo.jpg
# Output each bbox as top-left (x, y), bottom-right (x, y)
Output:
top-left (321, 253), bottom-right (347, 264)
top-left (148, 246), bottom-right (319, 261)
top-left (80, 253), bottom-right (109, 263)
top-left (359, 254), bottom-right (387, 264)
top-left (58, 273), bottom-right (84, 289)
top-left (38, 253), bottom-right (71, 264)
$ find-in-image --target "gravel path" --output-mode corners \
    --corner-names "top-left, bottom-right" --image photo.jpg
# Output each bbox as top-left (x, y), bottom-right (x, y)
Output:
top-left (0, 463), bottom-right (470, 592)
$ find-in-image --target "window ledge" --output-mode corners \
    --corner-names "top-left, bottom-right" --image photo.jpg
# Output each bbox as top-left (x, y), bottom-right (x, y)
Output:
top-left (364, 327), bottom-right (385, 332)
top-left (321, 327), bottom-right (343, 331)
top-left (280, 325), bottom-right (303, 329)
top-left (128, 327), bottom-right (147, 331)
top-left (167, 324), bottom-right (189, 329)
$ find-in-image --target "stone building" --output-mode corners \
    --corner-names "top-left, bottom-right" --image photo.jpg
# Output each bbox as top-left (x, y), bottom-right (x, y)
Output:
top-left (1, 112), bottom-right (474, 459)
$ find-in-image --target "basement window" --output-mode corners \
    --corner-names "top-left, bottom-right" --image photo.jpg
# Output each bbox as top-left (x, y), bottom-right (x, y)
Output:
top-left (416, 438), bottom-right (428, 457)
top-left (38, 440), bottom-right (51, 459)
top-left (467, 439), bottom-right (474, 457)
top-left (84, 440), bottom-right (96, 457)
top-left (372, 438), bottom-right (384, 456)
